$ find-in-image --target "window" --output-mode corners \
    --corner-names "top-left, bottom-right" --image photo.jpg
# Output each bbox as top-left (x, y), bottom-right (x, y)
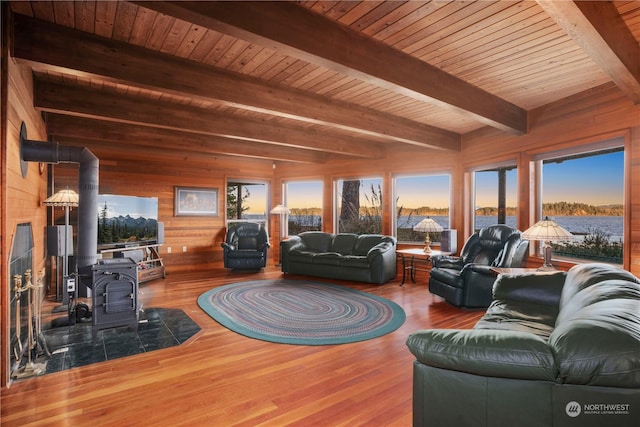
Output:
top-left (394, 174), bottom-right (451, 243)
top-left (284, 180), bottom-right (323, 235)
top-left (226, 180), bottom-right (268, 225)
top-left (537, 144), bottom-right (624, 264)
top-left (336, 177), bottom-right (382, 234)
top-left (473, 165), bottom-right (517, 231)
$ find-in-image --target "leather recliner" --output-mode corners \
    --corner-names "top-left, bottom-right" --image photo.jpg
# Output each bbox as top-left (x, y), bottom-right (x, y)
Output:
top-left (428, 224), bottom-right (529, 308)
top-left (221, 222), bottom-right (270, 270)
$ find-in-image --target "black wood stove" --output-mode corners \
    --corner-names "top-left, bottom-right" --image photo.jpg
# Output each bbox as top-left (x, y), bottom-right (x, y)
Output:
top-left (79, 258), bottom-right (139, 341)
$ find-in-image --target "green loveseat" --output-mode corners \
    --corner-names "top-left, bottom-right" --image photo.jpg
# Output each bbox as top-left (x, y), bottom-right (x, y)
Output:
top-left (406, 263), bottom-right (640, 427)
top-left (280, 231), bottom-right (397, 284)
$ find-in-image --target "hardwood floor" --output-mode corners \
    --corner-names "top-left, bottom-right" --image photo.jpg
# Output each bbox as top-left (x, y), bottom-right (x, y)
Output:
top-left (1, 266), bottom-right (484, 427)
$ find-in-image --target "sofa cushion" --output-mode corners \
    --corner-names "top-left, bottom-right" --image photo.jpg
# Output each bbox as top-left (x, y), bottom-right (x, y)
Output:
top-left (313, 252), bottom-right (343, 266)
top-left (238, 236), bottom-right (258, 250)
top-left (550, 280), bottom-right (640, 388)
top-left (331, 234), bottom-right (357, 255)
top-left (339, 255), bottom-right (370, 268)
top-left (287, 250), bottom-right (316, 264)
top-left (558, 263), bottom-right (639, 317)
top-left (475, 300), bottom-right (558, 339)
top-left (354, 235), bottom-right (385, 256)
top-left (299, 231), bottom-right (334, 253)
top-left (406, 329), bottom-right (558, 381)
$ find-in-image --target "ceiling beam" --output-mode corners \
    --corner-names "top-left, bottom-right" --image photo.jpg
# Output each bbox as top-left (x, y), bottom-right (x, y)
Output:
top-left (44, 114), bottom-right (331, 164)
top-left (12, 13), bottom-right (459, 151)
top-left (133, 1), bottom-right (528, 134)
top-left (34, 79), bottom-right (383, 159)
top-left (537, 0), bottom-right (640, 104)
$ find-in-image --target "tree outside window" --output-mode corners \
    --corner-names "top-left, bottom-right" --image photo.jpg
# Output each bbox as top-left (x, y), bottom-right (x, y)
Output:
top-left (226, 181), bottom-right (267, 223)
top-left (336, 178), bottom-right (382, 234)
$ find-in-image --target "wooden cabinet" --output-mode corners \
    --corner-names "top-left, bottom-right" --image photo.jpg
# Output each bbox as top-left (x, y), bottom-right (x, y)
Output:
top-left (100, 244), bottom-right (166, 284)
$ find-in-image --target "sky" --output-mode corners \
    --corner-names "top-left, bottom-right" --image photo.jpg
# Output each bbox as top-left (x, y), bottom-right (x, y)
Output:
top-left (192, 150), bottom-right (625, 214)
top-left (284, 150), bottom-right (624, 210)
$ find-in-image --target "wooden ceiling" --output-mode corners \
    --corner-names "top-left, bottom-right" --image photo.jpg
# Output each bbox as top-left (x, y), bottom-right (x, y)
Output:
top-left (7, 1), bottom-right (640, 164)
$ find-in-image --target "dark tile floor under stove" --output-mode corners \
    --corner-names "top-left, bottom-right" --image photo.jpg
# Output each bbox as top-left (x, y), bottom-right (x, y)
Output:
top-left (41, 307), bottom-right (200, 374)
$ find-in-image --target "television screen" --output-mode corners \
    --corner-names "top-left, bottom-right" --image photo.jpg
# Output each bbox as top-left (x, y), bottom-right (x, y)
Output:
top-left (97, 195), bottom-right (159, 246)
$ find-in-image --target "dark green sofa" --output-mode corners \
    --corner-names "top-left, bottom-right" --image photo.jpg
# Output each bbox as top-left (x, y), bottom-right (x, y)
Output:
top-left (407, 263), bottom-right (640, 427)
top-left (280, 231), bottom-right (397, 284)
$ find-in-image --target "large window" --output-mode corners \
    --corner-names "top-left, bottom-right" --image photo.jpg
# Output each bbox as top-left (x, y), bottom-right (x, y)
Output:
top-left (473, 165), bottom-right (518, 231)
top-left (226, 180), bottom-right (268, 224)
top-left (394, 174), bottom-right (451, 243)
top-left (336, 177), bottom-right (382, 234)
top-left (284, 180), bottom-right (323, 235)
top-left (537, 144), bottom-right (624, 264)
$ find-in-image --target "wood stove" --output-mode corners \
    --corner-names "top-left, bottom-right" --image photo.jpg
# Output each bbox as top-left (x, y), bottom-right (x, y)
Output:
top-left (79, 258), bottom-right (139, 341)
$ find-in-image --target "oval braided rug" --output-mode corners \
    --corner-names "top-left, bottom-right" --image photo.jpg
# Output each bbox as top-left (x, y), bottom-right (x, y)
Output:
top-left (197, 279), bottom-right (406, 345)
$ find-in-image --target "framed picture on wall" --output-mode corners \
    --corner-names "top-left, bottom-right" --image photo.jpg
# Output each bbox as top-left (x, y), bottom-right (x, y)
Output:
top-left (174, 187), bottom-right (218, 216)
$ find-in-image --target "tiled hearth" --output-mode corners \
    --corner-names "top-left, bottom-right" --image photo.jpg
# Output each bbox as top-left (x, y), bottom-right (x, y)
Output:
top-left (25, 307), bottom-right (200, 376)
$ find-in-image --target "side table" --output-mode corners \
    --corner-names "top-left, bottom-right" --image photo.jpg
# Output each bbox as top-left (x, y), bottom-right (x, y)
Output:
top-left (397, 249), bottom-right (448, 286)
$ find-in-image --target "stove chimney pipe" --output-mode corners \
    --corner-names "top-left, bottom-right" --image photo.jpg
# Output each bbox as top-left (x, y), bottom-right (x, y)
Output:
top-left (20, 123), bottom-right (99, 271)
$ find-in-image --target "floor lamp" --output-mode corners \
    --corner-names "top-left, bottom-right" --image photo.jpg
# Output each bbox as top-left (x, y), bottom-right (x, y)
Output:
top-left (270, 204), bottom-right (290, 266)
top-left (522, 216), bottom-right (574, 271)
top-left (43, 188), bottom-right (79, 304)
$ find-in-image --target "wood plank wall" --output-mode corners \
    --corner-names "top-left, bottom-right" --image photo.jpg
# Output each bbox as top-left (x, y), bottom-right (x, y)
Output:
top-left (1, 56), bottom-right (49, 386)
top-left (3, 58), bottom-right (640, 387)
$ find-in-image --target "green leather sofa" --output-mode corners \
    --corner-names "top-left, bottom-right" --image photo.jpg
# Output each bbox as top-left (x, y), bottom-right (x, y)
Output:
top-left (280, 231), bottom-right (397, 284)
top-left (406, 263), bottom-right (640, 427)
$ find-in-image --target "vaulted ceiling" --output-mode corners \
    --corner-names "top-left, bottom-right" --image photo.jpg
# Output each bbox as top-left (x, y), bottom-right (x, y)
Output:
top-left (8, 1), bottom-right (640, 165)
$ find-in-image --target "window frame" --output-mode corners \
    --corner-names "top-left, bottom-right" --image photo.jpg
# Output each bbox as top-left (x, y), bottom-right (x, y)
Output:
top-left (333, 176), bottom-right (383, 235)
top-left (392, 172), bottom-right (453, 244)
top-left (530, 138), bottom-right (625, 265)
top-left (283, 179), bottom-right (323, 236)
top-left (468, 159), bottom-right (519, 233)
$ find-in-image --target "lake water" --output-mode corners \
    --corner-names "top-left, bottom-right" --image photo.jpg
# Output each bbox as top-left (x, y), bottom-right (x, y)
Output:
top-left (398, 215), bottom-right (624, 242)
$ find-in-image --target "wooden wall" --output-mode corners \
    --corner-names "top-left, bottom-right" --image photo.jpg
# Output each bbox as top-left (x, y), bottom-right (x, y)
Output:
top-left (1, 58), bottom-right (49, 384)
top-left (53, 150), bottom-right (276, 274)
top-left (460, 82), bottom-right (640, 274)
top-left (44, 82), bottom-right (640, 277)
top-left (3, 54), bottom-right (640, 387)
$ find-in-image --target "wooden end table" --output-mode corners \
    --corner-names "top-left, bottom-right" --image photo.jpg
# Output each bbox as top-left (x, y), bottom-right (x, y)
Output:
top-left (397, 248), bottom-right (449, 286)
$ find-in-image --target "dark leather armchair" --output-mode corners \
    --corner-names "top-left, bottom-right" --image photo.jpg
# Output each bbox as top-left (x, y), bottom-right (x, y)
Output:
top-left (221, 222), bottom-right (270, 270)
top-left (428, 224), bottom-right (529, 308)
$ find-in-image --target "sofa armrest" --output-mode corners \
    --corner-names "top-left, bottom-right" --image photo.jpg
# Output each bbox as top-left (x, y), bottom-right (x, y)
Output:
top-left (492, 271), bottom-right (566, 307)
top-left (431, 255), bottom-right (464, 269)
top-left (221, 242), bottom-right (235, 251)
top-left (406, 329), bottom-right (557, 381)
top-left (280, 236), bottom-right (304, 252)
top-left (366, 241), bottom-right (394, 262)
top-left (460, 263), bottom-right (494, 277)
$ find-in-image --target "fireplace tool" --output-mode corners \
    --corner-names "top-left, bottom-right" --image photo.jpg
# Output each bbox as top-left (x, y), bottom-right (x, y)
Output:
top-left (12, 270), bottom-right (48, 379)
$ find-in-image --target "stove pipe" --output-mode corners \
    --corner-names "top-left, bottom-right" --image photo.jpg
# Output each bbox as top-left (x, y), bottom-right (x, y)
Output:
top-left (21, 130), bottom-right (99, 270)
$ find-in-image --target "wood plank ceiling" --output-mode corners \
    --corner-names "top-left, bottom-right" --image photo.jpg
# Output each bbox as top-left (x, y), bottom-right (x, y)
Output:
top-left (7, 1), bottom-right (640, 164)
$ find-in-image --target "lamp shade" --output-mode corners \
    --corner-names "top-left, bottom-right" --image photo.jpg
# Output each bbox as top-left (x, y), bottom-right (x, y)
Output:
top-left (43, 188), bottom-right (79, 207)
top-left (522, 216), bottom-right (573, 241)
top-left (413, 218), bottom-right (443, 233)
top-left (270, 204), bottom-right (290, 215)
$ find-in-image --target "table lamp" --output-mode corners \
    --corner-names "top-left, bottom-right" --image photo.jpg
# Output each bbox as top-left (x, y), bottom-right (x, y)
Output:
top-left (522, 216), bottom-right (574, 271)
top-left (413, 217), bottom-right (443, 253)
